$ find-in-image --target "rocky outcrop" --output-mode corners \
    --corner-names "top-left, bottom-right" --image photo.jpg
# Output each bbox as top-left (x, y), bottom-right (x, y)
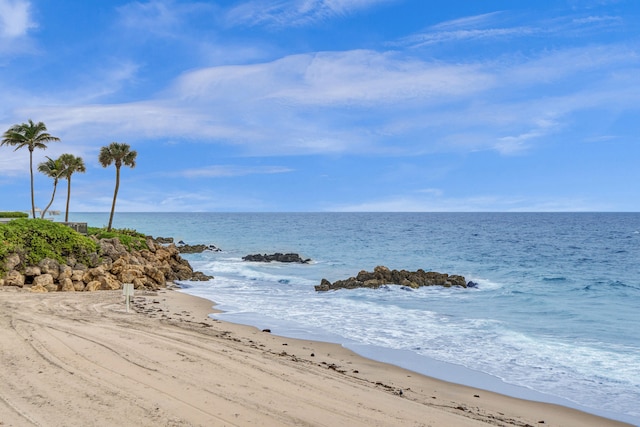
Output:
top-left (0, 238), bottom-right (213, 293)
top-left (243, 253), bottom-right (311, 264)
top-left (315, 265), bottom-right (468, 292)
top-left (177, 244), bottom-right (222, 254)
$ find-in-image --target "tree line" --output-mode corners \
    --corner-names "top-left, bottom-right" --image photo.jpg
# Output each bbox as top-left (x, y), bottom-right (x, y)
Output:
top-left (1, 119), bottom-right (137, 231)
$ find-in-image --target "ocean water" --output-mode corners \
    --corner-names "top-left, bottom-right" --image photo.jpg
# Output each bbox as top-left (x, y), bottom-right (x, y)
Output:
top-left (69, 212), bottom-right (640, 425)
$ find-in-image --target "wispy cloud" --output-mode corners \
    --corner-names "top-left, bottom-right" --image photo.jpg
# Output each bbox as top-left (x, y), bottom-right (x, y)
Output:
top-left (331, 194), bottom-right (605, 212)
top-left (116, 0), bottom-right (216, 37)
top-left (226, 0), bottom-right (394, 28)
top-left (178, 165), bottom-right (294, 178)
top-left (397, 10), bottom-right (625, 49)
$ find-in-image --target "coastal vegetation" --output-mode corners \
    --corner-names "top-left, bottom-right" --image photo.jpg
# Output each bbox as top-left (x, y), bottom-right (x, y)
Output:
top-left (0, 212), bottom-right (29, 218)
top-left (0, 219), bottom-right (210, 290)
top-left (0, 219), bottom-right (98, 274)
top-left (87, 226), bottom-right (149, 251)
top-left (99, 142), bottom-right (138, 232)
top-left (1, 120), bottom-right (60, 219)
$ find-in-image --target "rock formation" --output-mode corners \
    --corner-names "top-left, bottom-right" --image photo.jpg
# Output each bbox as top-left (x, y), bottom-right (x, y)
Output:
top-left (176, 243), bottom-right (222, 254)
top-left (1, 236), bottom-right (213, 293)
top-left (315, 265), bottom-right (468, 292)
top-left (242, 253), bottom-right (311, 263)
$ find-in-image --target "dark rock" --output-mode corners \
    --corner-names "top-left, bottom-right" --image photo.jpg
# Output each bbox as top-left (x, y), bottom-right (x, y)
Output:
top-left (190, 271), bottom-right (214, 281)
top-left (154, 236), bottom-right (174, 244)
top-left (177, 244), bottom-right (222, 254)
top-left (242, 253), bottom-right (310, 263)
top-left (316, 266), bottom-right (467, 291)
top-left (467, 281), bottom-right (479, 288)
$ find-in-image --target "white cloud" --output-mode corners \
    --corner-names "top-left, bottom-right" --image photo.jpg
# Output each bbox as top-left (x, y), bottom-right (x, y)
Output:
top-left (226, 0), bottom-right (394, 28)
top-left (10, 41), bottom-right (638, 160)
top-left (173, 50), bottom-right (494, 106)
top-left (0, 0), bottom-right (34, 38)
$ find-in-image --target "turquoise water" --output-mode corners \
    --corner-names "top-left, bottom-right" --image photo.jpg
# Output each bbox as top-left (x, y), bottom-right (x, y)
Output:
top-left (70, 212), bottom-right (640, 424)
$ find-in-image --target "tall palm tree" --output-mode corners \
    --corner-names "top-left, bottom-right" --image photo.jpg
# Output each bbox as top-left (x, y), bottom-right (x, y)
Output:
top-left (98, 142), bottom-right (137, 231)
top-left (37, 156), bottom-right (64, 218)
top-left (58, 153), bottom-right (86, 222)
top-left (1, 119), bottom-right (60, 218)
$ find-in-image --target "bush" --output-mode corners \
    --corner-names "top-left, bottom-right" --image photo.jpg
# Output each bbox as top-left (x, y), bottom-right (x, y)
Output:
top-left (0, 219), bottom-right (98, 274)
top-left (87, 227), bottom-right (149, 251)
top-left (0, 211), bottom-right (29, 218)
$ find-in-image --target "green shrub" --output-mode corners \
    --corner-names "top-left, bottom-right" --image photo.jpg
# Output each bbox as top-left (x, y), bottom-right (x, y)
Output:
top-left (87, 227), bottom-right (148, 251)
top-left (0, 219), bottom-right (98, 274)
top-left (0, 211), bottom-right (29, 218)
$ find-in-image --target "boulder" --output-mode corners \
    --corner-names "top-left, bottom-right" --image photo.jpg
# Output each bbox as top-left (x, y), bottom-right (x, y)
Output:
top-left (30, 284), bottom-right (48, 293)
top-left (4, 253), bottom-right (21, 271)
top-left (59, 278), bottom-right (75, 292)
top-left (84, 280), bottom-right (102, 292)
top-left (59, 265), bottom-right (73, 280)
top-left (33, 274), bottom-right (56, 292)
top-left (5, 270), bottom-right (25, 287)
top-left (99, 238), bottom-right (128, 261)
top-left (38, 258), bottom-right (60, 279)
top-left (24, 265), bottom-right (42, 278)
top-left (99, 274), bottom-right (121, 290)
top-left (83, 266), bottom-right (106, 284)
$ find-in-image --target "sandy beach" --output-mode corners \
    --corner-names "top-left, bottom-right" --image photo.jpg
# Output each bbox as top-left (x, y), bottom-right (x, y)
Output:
top-left (0, 287), bottom-right (630, 427)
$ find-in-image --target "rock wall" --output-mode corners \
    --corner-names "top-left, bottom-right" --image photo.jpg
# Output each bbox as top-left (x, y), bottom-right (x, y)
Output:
top-left (0, 236), bottom-right (212, 293)
top-left (316, 265), bottom-right (468, 291)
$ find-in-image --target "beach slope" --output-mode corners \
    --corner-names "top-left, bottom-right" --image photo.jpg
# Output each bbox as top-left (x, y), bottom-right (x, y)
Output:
top-left (0, 289), bottom-right (629, 427)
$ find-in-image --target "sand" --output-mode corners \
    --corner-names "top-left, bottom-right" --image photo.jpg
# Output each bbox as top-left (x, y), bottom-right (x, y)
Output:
top-left (0, 287), bottom-right (630, 427)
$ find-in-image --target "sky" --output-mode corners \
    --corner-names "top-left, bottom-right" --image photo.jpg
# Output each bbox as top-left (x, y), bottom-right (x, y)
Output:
top-left (0, 0), bottom-right (639, 213)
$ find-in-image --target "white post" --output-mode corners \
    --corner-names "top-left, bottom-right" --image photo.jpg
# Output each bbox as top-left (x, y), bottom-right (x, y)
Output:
top-left (122, 283), bottom-right (134, 313)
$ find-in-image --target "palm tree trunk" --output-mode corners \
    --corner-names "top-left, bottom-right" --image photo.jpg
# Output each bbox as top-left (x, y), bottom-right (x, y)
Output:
top-left (41, 179), bottom-right (58, 219)
top-left (65, 177), bottom-right (71, 222)
top-left (29, 148), bottom-right (36, 219)
top-left (107, 166), bottom-right (121, 231)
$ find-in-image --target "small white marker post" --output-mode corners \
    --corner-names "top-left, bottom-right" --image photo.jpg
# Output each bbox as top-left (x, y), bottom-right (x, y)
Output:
top-left (122, 283), bottom-right (134, 313)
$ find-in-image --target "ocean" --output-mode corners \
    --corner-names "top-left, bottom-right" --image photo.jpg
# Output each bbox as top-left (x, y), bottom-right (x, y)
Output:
top-left (69, 212), bottom-right (640, 425)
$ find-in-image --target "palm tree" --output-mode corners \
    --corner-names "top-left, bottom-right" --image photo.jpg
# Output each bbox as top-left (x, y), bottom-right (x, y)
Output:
top-left (98, 142), bottom-right (137, 231)
top-left (1, 119), bottom-right (60, 218)
top-left (37, 156), bottom-right (64, 218)
top-left (58, 154), bottom-right (86, 222)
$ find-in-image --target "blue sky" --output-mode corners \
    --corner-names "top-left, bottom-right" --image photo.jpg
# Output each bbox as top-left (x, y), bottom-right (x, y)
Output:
top-left (0, 0), bottom-right (638, 212)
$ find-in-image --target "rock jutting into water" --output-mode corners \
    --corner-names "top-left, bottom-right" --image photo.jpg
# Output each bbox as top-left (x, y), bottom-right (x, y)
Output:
top-left (315, 265), bottom-right (468, 292)
top-left (176, 243), bottom-right (222, 254)
top-left (1, 237), bottom-right (213, 293)
top-left (242, 253), bottom-right (311, 263)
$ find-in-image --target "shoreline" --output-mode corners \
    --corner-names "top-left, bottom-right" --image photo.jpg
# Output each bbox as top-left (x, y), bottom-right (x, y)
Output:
top-left (0, 287), bottom-right (631, 426)
top-left (183, 288), bottom-right (638, 426)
